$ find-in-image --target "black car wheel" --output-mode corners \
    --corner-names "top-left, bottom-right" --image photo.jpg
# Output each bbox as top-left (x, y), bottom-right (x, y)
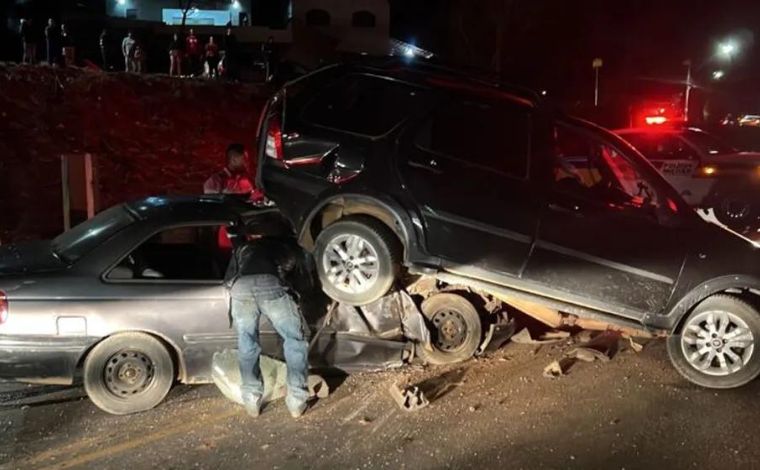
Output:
top-left (417, 293), bottom-right (483, 365)
top-left (314, 216), bottom-right (401, 306)
top-left (83, 332), bottom-right (175, 415)
top-left (667, 295), bottom-right (760, 389)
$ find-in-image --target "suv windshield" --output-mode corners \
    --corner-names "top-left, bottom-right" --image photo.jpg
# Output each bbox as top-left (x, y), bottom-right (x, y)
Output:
top-left (685, 129), bottom-right (736, 156)
top-left (52, 205), bottom-right (136, 263)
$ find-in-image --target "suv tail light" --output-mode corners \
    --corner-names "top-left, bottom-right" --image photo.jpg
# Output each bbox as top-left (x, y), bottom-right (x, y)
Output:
top-left (0, 291), bottom-right (8, 325)
top-left (265, 115), bottom-right (284, 161)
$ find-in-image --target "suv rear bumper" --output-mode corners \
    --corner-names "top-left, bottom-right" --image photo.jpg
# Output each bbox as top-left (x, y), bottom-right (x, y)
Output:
top-left (0, 335), bottom-right (98, 385)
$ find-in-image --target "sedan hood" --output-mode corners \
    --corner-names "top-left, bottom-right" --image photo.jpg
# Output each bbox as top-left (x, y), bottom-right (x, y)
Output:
top-left (0, 241), bottom-right (66, 276)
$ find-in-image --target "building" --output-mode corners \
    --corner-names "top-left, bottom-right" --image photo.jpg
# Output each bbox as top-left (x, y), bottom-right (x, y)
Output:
top-left (105, 0), bottom-right (251, 26)
top-left (294, 0), bottom-right (389, 54)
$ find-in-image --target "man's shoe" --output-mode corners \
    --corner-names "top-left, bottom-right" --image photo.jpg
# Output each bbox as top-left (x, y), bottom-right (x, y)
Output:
top-left (242, 393), bottom-right (263, 418)
top-left (287, 401), bottom-right (308, 419)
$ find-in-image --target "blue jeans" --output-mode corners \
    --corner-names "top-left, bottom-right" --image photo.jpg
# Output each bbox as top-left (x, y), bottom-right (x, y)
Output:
top-left (230, 274), bottom-right (309, 407)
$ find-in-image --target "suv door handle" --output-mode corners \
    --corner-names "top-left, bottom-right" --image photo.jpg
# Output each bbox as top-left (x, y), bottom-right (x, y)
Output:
top-left (548, 203), bottom-right (583, 217)
top-left (408, 160), bottom-right (443, 175)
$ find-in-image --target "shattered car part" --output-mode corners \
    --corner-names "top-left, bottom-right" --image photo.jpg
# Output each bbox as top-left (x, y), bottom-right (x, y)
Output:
top-left (476, 316), bottom-right (516, 356)
top-left (388, 382), bottom-right (429, 412)
top-left (511, 327), bottom-right (570, 345)
top-left (212, 350), bottom-right (329, 406)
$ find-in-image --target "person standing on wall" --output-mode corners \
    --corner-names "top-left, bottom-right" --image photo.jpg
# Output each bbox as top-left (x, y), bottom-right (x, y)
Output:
top-left (169, 32), bottom-right (183, 77)
top-left (20, 19), bottom-right (36, 64)
top-left (44, 18), bottom-right (61, 66)
top-left (121, 31), bottom-right (136, 72)
top-left (205, 36), bottom-right (220, 79)
top-left (185, 28), bottom-right (200, 76)
top-left (61, 23), bottom-right (75, 67)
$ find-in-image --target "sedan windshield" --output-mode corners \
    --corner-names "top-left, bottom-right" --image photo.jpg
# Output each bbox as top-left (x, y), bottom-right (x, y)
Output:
top-left (52, 205), bottom-right (136, 263)
top-left (685, 129), bottom-right (737, 156)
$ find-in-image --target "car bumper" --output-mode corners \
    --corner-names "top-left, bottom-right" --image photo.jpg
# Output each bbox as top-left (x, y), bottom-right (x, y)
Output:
top-left (0, 335), bottom-right (99, 385)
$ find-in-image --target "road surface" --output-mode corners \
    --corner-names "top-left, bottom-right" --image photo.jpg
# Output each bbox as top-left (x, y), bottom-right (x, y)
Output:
top-left (2, 338), bottom-right (759, 469)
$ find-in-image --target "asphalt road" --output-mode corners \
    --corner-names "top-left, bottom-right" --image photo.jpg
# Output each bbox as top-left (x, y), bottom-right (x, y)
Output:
top-left (2, 338), bottom-right (760, 470)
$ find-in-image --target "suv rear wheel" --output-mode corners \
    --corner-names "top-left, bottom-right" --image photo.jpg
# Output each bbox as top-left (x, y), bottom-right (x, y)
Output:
top-left (667, 295), bottom-right (760, 389)
top-left (417, 293), bottom-right (483, 365)
top-left (314, 216), bottom-right (401, 306)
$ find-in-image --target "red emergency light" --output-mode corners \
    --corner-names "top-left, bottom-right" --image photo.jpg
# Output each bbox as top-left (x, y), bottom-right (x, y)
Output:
top-left (645, 115), bottom-right (668, 125)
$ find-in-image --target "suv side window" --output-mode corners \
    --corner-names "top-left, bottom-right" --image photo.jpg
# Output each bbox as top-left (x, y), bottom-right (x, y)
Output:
top-left (624, 133), bottom-right (698, 161)
top-left (106, 225), bottom-right (231, 281)
top-left (415, 97), bottom-right (532, 179)
top-left (302, 74), bottom-right (423, 137)
top-left (554, 126), bottom-right (659, 211)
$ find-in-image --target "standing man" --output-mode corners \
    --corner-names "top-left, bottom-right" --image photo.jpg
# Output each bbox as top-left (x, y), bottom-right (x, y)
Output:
top-left (261, 36), bottom-right (277, 83)
top-left (185, 28), bottom-right (200, 76)
top-left (204, 36), bottom-right (220, 79)
top-left (203, 143), bottom-right (262, 197)
top-left (44, 18), bottom-right (60, 66)
top-left (223, 26), bottom-right (238, 80)
top-left (20, 19), bottom-right (36, 64)
top-left (121, 31), bottom-right (136, 72)
top-left (61, 23), bottom-right (75, 67)
top-left (169, 33), bottom-right (183, 76)
top-left (99, 29), bottom-right (110, 70)
top-left (225, 231), bottom-right (310, 418)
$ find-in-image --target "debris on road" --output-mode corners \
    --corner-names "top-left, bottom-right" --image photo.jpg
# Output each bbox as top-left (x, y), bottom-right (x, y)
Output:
top-left (543, 358), bottom-right (574, 378)
top-left (512, 328), bottom-right (570, 345)
top-left (388, 383), bottom-right (429, 412)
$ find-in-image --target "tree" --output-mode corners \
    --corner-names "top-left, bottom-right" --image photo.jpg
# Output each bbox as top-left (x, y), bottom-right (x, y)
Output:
top-left (178, 0), bottom-right (195, 29)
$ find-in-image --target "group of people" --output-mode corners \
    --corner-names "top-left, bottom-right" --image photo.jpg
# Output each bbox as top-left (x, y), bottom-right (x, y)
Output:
top-left (203, 145), bottom-right (308, 419)
top-left (19, 18), bottom-right (75, 67)
top-left (168, 28), bottom-right (237, 79)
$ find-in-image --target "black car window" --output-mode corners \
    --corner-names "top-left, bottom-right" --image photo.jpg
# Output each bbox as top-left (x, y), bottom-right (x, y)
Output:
top-left (302, 74), bottom-right (424, 137)
top-left (415, 97), bottom-right (532, 179)
top-left (554, 126), bottom-right (659, 211)
top-left (107, 225), bottom-right (231, 281)
top-left (622, 133), bottom-right (697, 161)
top-left (52, 205), bottom-right (135, 263)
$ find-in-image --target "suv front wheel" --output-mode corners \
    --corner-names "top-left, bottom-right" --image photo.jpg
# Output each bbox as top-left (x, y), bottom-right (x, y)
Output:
top-left (667, 295), bottom-right (760, 389)
top-left (314, 216), bottom-right (401, 306)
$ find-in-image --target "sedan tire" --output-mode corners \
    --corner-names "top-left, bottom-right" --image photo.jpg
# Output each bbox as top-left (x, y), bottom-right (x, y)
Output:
top-left (667, 295), bottom-right (760, 389)
top-left (83, 332), bottom-right (175, 415)
top-left (417, 293), bottom-right (483, 365)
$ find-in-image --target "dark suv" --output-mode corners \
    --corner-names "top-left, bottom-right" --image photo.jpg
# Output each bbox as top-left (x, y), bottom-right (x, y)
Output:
top-left (259, 60), bottom-right (760, 389)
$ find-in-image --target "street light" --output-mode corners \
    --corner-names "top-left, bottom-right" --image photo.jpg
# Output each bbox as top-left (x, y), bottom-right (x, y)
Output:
top-left (232, 0), bottom-right (241, 9)
top-left (712, 70), bottom-right (725, 80)
top-left (718, 41), bottom-right (738, 59)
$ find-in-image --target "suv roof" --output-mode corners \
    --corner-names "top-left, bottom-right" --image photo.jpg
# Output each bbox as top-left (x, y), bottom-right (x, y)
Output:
top-left (290, 59), bottom-right (543, 108)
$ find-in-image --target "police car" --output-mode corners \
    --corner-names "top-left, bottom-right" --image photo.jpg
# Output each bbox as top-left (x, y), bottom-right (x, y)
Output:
top-left (616, 127), bottom-right (760, 234)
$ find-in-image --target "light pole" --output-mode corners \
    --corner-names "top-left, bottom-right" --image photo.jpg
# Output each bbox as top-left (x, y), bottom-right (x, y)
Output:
top-left (683, 59), bottom-right (692, 122)
top-left (592, 58), bottom-right (603, 107)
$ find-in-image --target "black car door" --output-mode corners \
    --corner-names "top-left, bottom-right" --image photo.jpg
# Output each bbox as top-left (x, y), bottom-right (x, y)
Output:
top-left (397, 92), bottom-right (540, 278)
top-left (522, 122), bottom-right (688, 318)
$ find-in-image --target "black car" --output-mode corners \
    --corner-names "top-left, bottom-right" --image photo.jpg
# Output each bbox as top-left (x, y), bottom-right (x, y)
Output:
top-left (257, 60), bottom-right (760, 389)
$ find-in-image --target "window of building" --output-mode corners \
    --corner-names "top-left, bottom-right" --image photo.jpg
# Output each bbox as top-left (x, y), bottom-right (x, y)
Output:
top-left (415, 97), bottom-right (532, 179)
top-left (302, 74), bottom-right (425, 137)
top-left (352, 11), bottom-right (376, 28)
top-left (305, 9), bottom-right (330, 26)
top-left (107, 225), bottom-right (230, 281)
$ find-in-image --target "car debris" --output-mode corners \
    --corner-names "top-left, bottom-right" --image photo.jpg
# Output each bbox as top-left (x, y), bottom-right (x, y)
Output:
top-left (476, 315), bottom-right (516, 356)
top-left (212, 349), bottom-right (329, 407)
top-left (388, 382), bottom-right (429, 412)
top-left (543, 358), bottom-right (574, 379)
top-left (512, 327), bottom-right (571, 345)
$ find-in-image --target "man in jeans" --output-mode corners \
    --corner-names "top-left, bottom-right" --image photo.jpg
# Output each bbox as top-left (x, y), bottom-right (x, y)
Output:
top-left (225, 233), bottom-right (310, 418)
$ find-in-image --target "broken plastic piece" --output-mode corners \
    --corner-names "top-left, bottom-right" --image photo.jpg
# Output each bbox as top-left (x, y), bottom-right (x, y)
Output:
top-left (388, 382), bottom-right (429, 412)
top-left (212, 350), bottom-right (329, 406)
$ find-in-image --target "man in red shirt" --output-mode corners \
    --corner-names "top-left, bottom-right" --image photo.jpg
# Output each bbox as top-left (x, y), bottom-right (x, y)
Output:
top-left (204, 143), bottom-right (264, 249)
top-left (204, 143), bottom-right (261, 197)
top-left (185, 28), bottom-right (200, 76)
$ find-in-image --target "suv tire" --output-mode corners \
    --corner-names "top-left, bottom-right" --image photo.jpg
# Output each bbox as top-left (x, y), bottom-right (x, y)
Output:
top-left (667, 295), bottom-right (760, 389)
top-left (314, 216), bottom-right (401, 306)
top-left (417, 293), bottom-right (482, 365)
top-left (83, 332), bottom-right (175, 415)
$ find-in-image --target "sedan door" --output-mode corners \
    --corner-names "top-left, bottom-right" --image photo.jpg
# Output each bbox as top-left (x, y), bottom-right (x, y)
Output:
top-left (96, 223), bottom-right (235, 382)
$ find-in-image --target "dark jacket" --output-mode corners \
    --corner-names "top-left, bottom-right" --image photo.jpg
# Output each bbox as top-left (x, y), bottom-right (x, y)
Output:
top-left (224, 237), bottom-right (300, 289)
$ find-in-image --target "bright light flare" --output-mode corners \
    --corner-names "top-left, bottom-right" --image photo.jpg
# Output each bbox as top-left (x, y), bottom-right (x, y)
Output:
top-left (117, 0), bottom-right (125, 5)
top-left (713, 70), bottom-right (725, 80)
top-left (232, 0), bottom-right (241, 9)
top-left (645, 116), bottom-right (668, 125)
top-left (718, 41), bottom-right (738, 58)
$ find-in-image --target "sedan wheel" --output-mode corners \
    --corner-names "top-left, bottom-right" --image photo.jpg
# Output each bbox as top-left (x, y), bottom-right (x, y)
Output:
top-left (84, 332), bottom-right (174, 415)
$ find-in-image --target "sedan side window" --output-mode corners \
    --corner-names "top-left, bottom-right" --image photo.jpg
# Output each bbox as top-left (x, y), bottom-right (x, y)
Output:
top-left (554, 126), bottom-right (659, 211)
top-left (625, 133), bottom-right (698, 161)
top-left (106, 225), bottom-right (232, 281)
